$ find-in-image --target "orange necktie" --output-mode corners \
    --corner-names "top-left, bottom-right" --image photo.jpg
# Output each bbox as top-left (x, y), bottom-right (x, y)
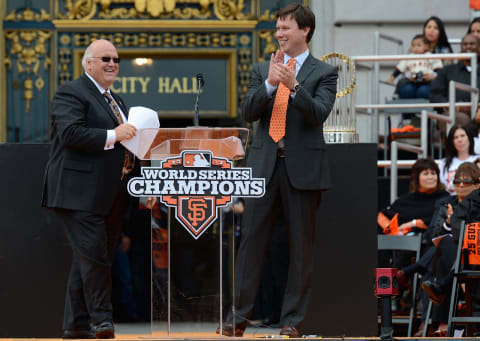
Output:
top-left (269, 58), bottom-right (296, 143)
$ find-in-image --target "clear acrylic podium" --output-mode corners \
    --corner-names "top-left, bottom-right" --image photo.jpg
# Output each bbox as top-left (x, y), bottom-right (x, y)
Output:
top-left (131, 127), bottom-right (249, 337)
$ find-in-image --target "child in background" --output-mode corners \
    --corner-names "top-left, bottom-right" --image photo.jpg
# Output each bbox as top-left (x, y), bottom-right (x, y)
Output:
top-left (388, 34), bottom-right (443, 99)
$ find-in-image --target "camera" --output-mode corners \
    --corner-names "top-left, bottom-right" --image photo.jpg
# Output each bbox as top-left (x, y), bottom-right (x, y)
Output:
top-left (414, 71), bottom-right (423, 82)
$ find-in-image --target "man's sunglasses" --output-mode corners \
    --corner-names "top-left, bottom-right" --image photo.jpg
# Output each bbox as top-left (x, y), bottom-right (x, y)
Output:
top-left (92, 56), bottom-right (120, 64)
top-left (453, 178), bottom-right (477, 185)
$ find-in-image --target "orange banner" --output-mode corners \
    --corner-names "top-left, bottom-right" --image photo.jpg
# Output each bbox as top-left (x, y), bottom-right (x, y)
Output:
top-left (384, 213), bottom-right (399, 235)
top-left (462, 222), bottom-right (480, 265)
top-left (471, 0), bottom-right (480, 9)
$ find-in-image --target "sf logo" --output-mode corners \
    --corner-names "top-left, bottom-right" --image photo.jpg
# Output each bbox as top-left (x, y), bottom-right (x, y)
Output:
top-left (178, 196), bottom-right (215, 238)
top-left (188, 198), bottom-right (208, 227)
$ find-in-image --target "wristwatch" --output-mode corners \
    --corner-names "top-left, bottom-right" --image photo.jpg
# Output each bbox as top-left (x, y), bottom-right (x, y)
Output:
top-left (290, 82), bottom-right (300, 93)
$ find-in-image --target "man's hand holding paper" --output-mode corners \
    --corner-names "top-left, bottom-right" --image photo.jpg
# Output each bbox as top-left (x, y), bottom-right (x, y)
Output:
top-left (121, 106), bottom-right (160, 159)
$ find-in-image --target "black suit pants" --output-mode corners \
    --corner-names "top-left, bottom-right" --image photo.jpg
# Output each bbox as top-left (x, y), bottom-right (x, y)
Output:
top-left (232, 157), bottom-right (322, 329)
top-left (432, 236), bottom-right (458, 322)
top-left (55, 186), bottom-right (126, 330)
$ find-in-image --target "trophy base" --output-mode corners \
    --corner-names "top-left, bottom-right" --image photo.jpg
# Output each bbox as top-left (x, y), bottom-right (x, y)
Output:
top-left (324, 131), bottom-right (357, 144)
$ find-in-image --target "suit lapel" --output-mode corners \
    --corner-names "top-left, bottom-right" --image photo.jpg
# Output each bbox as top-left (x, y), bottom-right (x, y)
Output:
top-left (81, 75), bottom-right (120, 125)
top-left (296, 54), bottom-right (317, 85)
top-left (261, 61), bottom-right (270, 81)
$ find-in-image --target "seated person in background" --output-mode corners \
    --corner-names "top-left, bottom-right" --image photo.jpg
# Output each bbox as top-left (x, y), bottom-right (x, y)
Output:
top-left (378, 158), bottom-right (448, 317)
top-left (425, 163), bottom-right (480, 335)
top-left (439, 124), bottom-right (478, 195)
top-left (397, 163), bottom-right (480, 336)
top-left (388, 34), bottom-right (443, 99)
top-left (468, 17), bottom-right (480, 39)
top-left (430, 34), bottom-right (480, 123)
top-left (378, 158), bottom-right (448, 238)
top-left (423, 16), bottom-right (453, 54)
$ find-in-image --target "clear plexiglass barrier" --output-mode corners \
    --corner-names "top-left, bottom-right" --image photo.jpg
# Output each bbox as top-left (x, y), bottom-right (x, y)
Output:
top-left (131, 127), bottom-right (250, 161)
top-left (150, 204), bottom-right (238, 337)
top-left (124, 127), bottom-right (249, 337)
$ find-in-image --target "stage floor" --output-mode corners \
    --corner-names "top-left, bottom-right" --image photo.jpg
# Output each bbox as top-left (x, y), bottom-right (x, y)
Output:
top-left (2, 323), bottom-right (475, 340)
top-left (115, 322), bottom-right (282, 338)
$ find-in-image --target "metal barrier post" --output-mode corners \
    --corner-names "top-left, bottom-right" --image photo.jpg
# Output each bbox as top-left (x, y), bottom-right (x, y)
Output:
top-left (421, 110), bottom-right (428, 158)
top-left (372, 32), bottom-right (380, 143)
top-left (473, 90), bottom-right (479, 120)
top-left (390, 141), bottom-right (398, 204)
top-left (472, 55), bottom-right (477, 117)
top-left (448, 81), bottom-right (456, 133)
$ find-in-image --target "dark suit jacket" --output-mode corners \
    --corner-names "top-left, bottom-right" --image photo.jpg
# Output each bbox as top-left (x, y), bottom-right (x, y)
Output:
top-left (41, 74), bottom-right (129, 216)
top-left (430, 61), bottom-right (480, 105)
top-left (242, 54), bottom-right (338, 190)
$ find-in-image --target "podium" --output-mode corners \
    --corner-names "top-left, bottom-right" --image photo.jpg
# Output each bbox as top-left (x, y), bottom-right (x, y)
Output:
top-left (131, 127), bottom-right (249, 161)
top-left (127, 127), bottom-right (250, 336)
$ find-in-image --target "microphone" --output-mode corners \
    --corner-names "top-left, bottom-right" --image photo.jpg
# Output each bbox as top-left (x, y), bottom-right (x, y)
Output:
top-left (196, 73), bottom-right (204, 88)
top-left (193, 73), bottom-right (204, 127)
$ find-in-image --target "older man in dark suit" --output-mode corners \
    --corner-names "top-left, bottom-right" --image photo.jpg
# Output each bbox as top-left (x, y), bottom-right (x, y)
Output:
top-left (41, 39), bottom-right (137, 339)
top-left (217, 3), bottom-right (338, 338)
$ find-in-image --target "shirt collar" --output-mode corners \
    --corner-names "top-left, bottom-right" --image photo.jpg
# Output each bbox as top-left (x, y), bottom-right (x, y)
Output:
top-left (457, 61), bottom-right (473, 73)
top-left (283, 49), bottom-right (309, 69)
top-left (85, 72), bottom-right (110, 95)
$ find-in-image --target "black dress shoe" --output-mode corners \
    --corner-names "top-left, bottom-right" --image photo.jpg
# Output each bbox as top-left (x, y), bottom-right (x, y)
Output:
top-left (262, 318), bottom-right (281, 328)
top-left (95, 321), bottom-right (115, 339)
top-left (280, 326), bottom-right (300, 338)
top-left (62, 329), bottom-right (95, 339)
top-left (422, 280), bottom-right (446, 306)
top-left (216, 323), bottom-right (245, 337)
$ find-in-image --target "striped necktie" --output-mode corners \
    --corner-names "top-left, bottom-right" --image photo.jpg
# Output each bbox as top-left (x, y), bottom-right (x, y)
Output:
top-left (104, 91), bottom-right (134, 179)
top-left (104, 91), bottom-right (124, 124)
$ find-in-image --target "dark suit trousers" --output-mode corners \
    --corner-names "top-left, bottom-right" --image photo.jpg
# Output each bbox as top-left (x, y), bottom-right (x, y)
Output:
top-left (432, 236), bottom-right (457, 322)
top-left (55, 185), bottom-right (127, 330)
top-left (232, 157), bottom-right (322, 329)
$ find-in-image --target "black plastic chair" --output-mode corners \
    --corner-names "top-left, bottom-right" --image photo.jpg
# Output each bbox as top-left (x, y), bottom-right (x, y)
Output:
top-left (421, 297), bottom-right (433, 336)
top-left (377, 234), bottom-right (422, 337)
top-left (447, 221), bottom-right (480, 336)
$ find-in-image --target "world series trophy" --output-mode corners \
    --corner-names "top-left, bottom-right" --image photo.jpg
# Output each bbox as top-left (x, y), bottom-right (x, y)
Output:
top-left (125, 125), bottom-right (265, 337)
top-left (320, 52), bottom-right (357, 143)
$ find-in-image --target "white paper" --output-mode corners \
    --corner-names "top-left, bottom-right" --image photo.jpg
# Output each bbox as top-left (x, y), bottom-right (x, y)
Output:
top-left (121, 106), bottom-right (160, 159)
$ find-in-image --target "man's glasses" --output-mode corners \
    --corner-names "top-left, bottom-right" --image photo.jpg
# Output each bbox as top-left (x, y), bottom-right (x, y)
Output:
top-left (92, 56), bottom-right (120, 64)
top-left (453, 178), bottom-right (477, 185)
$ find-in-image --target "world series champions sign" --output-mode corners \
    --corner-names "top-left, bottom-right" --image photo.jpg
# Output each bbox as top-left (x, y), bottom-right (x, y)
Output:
top-left (127, 150), bottom-right (265, 239)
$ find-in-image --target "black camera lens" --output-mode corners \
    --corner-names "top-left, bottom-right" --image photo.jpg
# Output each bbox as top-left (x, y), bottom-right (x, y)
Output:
top-left (378, 276), bottom-right (391, 289)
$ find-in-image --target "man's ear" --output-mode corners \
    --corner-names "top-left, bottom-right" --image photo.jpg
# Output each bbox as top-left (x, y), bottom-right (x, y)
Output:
top-left (303, 27), bottom-right (310, 40)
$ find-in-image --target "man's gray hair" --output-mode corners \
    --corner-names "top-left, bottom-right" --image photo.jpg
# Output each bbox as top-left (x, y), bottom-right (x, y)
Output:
top-left (81, 45), bottom-right (93, 71)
